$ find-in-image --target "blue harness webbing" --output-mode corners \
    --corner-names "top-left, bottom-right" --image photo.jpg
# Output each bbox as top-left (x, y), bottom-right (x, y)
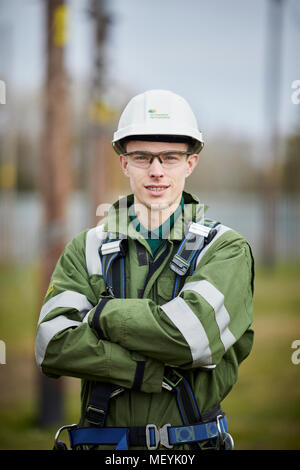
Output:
top-left (54, 217), bottom-right (233, 450)
top-left (66, 414), bottom-right (228, 450)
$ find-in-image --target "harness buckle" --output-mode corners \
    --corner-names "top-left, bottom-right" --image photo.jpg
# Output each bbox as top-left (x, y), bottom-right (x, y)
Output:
top-left (145, 423), bottom-right (173, 450)
top-left (53, 424), bottom-right (77, 450)
top-left (159, 423), bottom-right (173, 449)
top-left (169, 255), bottom-right (190, 276)
top-left (145, 424), bottom-right (159, 450)
top-left (216, 415), bottom-right (234, 450)
top-left (86, 405), bottom-right (105, 426)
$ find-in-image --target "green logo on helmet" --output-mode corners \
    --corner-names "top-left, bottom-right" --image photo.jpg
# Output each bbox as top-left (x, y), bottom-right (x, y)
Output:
top-left (147, 109), bottom-right (170, 119)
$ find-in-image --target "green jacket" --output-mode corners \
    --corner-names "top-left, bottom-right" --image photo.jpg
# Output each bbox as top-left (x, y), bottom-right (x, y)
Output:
top-left (35, 192), bottom-right (254, 449)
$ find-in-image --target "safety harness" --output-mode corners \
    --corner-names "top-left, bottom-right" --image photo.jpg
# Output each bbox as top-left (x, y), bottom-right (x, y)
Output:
top-left (53, 218), bottom-right (234, 450)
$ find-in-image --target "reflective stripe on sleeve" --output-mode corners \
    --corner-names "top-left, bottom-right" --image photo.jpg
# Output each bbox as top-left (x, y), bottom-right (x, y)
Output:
top-left (196, 224), bottom-right (232, 266)
top-left (85, 224), bottom-right (106, 276)
top-left (35, 315), bottom-right (81, 367)
top-left (180, 280), bottom-right (236, 352)
top-left (160, 297), bottom-right (214, 367)
top-left (38, 291), bottom-right (94, 324)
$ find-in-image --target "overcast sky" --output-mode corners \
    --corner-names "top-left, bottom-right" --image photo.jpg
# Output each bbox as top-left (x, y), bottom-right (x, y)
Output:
top-left (0, 0), bottom-right (300, 142)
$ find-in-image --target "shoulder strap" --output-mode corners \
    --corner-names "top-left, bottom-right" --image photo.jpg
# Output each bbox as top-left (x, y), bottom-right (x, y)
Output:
top-left (163, 367), bottom-right (202, 425)
top-left (170, 218), bottom-right (220, 298)
top-left (163, 367), bottom-right (224, 450)
top-left (99, 234), bottom-right (128, 298)
top-left (84, 234), bottom-right (127, 429)
top-left (86, 382), bottom-right (124, 426)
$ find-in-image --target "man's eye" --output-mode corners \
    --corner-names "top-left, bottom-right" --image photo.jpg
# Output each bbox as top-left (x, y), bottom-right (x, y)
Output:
top-left (134, 155), bottom-right (147, 160)
top-left (165, 155), bottom-right (179, 161)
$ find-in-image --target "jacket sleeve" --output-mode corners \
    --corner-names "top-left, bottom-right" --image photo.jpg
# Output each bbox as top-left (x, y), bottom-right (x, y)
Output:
top-left (97, 229), bottom-right (254, 369)
top-left (35, 230), bottom-right (164, 393)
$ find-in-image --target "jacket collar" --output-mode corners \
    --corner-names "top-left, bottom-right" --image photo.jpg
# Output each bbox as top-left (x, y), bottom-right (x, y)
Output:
top-left (103, 191), bottom-right (208, 241)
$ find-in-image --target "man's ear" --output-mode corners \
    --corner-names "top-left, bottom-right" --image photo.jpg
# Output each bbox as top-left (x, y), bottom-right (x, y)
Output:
top-left (185, 154), bottom-right (199, 177)
top-left (120, 155), bottom-right (129, 176)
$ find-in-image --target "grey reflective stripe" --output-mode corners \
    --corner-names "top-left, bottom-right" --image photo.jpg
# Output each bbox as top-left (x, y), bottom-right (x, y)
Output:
top-left (38, 291), bottom-right (93, 324)
top-left (85, 224), bottom-right (106, 276)
top-left (180, 280), bottom-right (236, 352)
top-left (82, 309), bottom-right (93, 323)
top-left (196, 224), bottom-right (232, 266)
top-left (160, 296), bottom-right (213, 367)
top-left (35, 316), bottom-right (81, 367)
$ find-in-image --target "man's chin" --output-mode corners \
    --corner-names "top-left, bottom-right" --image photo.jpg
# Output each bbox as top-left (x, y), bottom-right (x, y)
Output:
top-left (147, 196), bottom-right (173, 212)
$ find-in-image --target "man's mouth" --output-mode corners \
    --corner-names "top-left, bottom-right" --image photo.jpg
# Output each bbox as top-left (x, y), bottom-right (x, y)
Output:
top-left (144, 185), bottom-right (170, 193)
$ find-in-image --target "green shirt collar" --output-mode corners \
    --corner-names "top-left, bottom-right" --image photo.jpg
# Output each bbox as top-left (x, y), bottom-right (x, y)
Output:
top-left (103, 191), bottom-right (208, 241)
top-left (128, 196), bottom-right (184, 240)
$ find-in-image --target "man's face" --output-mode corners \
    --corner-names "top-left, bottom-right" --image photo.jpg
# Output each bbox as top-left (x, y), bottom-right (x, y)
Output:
top-left (119, 140), bottom-right (199, 211)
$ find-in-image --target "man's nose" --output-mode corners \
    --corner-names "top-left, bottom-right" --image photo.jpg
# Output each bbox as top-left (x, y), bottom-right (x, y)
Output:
top-left (148, 156), bottom-right (165, 176)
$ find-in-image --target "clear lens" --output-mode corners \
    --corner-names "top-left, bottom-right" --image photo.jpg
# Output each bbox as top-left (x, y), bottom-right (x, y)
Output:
top-left (125, 151), bottom-right (190, 168)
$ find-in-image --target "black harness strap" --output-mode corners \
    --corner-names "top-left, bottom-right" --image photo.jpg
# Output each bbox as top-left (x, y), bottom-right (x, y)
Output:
top-left (86, 382), bottom-right (123, 426)
top-left (142, 241), bottom-right (170, 296)
top-left (163, 367), bottom-right (201, 424)
top-left (132, 361), bottom-right (146, 391)
top-left (90, 298), bottom-right (111, 339)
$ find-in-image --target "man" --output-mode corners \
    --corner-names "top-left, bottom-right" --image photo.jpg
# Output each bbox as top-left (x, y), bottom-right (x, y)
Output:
top-left (35, 89), bottom-right (254, 450)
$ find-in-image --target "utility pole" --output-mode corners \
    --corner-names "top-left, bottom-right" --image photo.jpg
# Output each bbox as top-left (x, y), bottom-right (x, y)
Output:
top-left (38, 0), bottom-right (71, 427)
top-left (0, 16), bottom-right (17, 263)
top-left (87, 0), bottom-right (112, 225)
top-left (262, 0), bottom-right (284, 266)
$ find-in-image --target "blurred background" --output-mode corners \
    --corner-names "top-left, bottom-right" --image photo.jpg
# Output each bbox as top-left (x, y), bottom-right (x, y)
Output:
top-left (0, 0), bottom-right (299, 450)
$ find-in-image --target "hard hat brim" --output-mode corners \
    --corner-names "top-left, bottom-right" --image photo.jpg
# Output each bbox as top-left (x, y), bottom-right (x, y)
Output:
top-left (112, 126), bottom-right (204, 155)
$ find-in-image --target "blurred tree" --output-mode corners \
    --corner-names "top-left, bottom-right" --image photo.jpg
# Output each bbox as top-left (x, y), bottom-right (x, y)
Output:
top-left (86, 0), bottom-right (114, 224)
top-left (188, 135), bottom-right (261, 193)
top-left (37, 0), bottom-right (71, 428)
top-left (282, 130), bottom-right (300, 194)
top-left (261, 0), bottom-right (285, 267)
top-left (16, 133), bottom-right (38, 191)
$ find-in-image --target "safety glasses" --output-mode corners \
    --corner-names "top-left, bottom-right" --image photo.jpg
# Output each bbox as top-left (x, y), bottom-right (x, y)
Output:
top-left (123, 150), bottom-right (192, 169)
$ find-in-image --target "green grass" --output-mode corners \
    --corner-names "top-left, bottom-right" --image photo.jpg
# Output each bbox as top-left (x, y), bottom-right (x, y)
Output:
top-left (0, 262), bottom-right (300, 449)
top-left (222, 263), bottom-right (300, 449)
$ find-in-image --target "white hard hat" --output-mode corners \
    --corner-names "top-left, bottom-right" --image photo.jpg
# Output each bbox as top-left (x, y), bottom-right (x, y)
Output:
top-left (112, 89), bottom-right (204, 155)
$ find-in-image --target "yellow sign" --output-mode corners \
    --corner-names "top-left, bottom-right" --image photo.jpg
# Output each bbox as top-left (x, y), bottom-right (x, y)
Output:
top-left (53, 5), bottom-right (69, 47)
top-left (0, 163), bottom-right (16, 190)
